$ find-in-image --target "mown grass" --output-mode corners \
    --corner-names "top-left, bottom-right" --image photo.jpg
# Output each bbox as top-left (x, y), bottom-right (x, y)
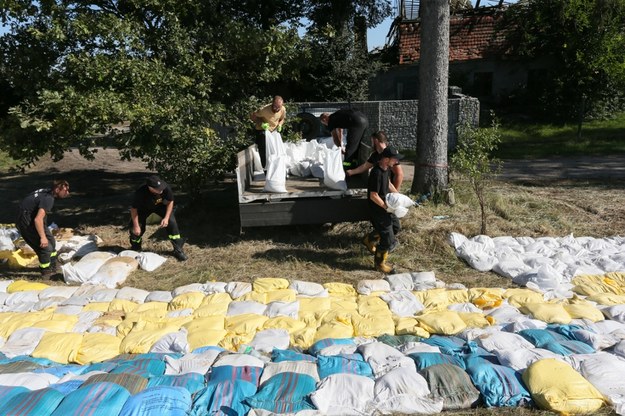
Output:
top-left (495, 112), bottom-right (625, 159)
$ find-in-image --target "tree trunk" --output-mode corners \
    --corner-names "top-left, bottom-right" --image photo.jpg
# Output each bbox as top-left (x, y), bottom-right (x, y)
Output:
top-left (411, 0), bottom-right (450, 196)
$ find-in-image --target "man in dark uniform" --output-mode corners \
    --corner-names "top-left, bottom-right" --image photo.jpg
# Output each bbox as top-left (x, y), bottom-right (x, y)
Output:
top-left (367, 146), bottom-right (403, 274)
top-left (16, 179), bottom-right (70, 277)
top-left (319, 108), bottom-right (369, 170)
top-left (129, 175), bottom-right (187, 261)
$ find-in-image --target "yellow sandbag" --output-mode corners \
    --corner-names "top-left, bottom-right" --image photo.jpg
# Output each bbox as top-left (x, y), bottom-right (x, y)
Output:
top-left (418, 289), bottom-right (469, 310)
top-left (31, 332), bottom-right (84, 364)
top-left (523, 358), bottom-right (606, 414)
top-left (125, 307), bottom-right (167, 321)
top-left (119, 328), bottom-right (175, 354)
top-left (225, 313), bottom-right (268, 335)
top-left (0, 311), bottom-right (52, 338)
top-left (32, 314), bottom-right (78, 332)
top-left (7, 279), bottom-right (49, 293)
top-left (416, 310), bottom-right (467, 335)
top-left (504, 288), bottom-right (545, 308)
top-left (394, 317), bottom-right (430, 338)
top-left (83, 302), bottom-right (110, 312)
top-left (297, 297), bottom-right (331, 314)
top-left (263, 316), bottom-right (307, 334)
top-left (219, 332), bottom-right (254, 352)
top-left (458, 312), bottom-right (493, 328)
top-left (253, 277), bottom-right (289, 293)
top-left (521, 303), bottom-right (572, 324)
top-left (324, 282), bottom-right (356, 296)
top-left (314, 314), bottom-right (354, 342)
top-left (290, 327), bottom-right (317, 350)
top-left (329, 297), bottom-right (358, 312)
top-left (237, 291), bottom-right (267, 303)
top-left (469, 287), bottom-right (504, 309)
top-left (352, 313), bottom-right (394, 337)
top-left (563, 303), bottom-right (604, 322)
top-left (0, 249), bottom-right (37, 268)
top-left (265, 289), bottom-right (297, 303)
top-left (188, 328), bottom-right (228, 351)
top-left (585, 293), bottom-right (625, 306)
top-left (357, 296), bottom-right (392, 316)
top-left (194, 293), bottom-right (232, 317)
top-left (76, 333), bottom-right (122, 364)
top-left (572, 273), bottom-right (625, 296)
top-left (183, 315), bottom-right (225, 332)
top-left (134, 301), bottom-right (169, 314)
top-left (108, 299), bottom-right (138, 313)
top-left (136, 317), bottom-right (192, 332)
top-left (169, 292), bottom-right (205, 311)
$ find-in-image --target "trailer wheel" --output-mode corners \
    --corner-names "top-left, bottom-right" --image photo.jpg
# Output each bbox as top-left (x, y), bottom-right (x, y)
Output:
top-left (295, 112), bottom-right (322, 141)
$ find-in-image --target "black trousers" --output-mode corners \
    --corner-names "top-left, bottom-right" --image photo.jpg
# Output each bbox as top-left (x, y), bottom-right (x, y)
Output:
top-left (17, 219), bottom-right (56, 267)
top-left (344, 115), bottom-right (369, 168)
top-left (254, 130), bottom-right (267, 169)
top-left (370, 212), bottom-right (400, 251)
top-left (129, 205), bottom-right (181, 241)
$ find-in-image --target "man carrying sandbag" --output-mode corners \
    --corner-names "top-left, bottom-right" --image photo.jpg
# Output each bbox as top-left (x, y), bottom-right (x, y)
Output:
top-left (368, 146), bottom-right (404, 274)
top-left (319, 108), bottom-right (369, 170)
top-left (129, 175), bottom-right (187, 261)
top-left (16, 179), bottom-right (70, 278)
top-left (250, 95), bottom-right (287, 169)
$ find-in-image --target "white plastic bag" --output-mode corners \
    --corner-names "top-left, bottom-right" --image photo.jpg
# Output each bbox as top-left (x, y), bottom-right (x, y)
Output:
top-left (323, 147), bottom-right (347, 191)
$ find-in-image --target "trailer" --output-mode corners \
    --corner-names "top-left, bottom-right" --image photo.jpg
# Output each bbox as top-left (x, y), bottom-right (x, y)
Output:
top-left (236, 144), bottom-right (371, 229)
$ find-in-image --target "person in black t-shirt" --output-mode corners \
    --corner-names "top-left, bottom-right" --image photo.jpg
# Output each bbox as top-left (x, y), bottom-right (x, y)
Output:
top-left (320, 109), bottom-right (369, 170)
top-left (16, 179), bottom-right (70, 277)
top-left (129, 175), bottom-right (187, 261)
top-left (367, 146), bottom-right (403, 274)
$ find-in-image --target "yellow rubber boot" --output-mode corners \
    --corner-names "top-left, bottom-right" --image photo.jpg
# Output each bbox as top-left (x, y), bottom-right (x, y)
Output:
top-left (374, 250), bottom-right (395, 274)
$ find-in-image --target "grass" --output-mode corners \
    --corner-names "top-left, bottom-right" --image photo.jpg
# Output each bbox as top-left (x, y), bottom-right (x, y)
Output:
top-left (494, 112), bottom-right (625, 159)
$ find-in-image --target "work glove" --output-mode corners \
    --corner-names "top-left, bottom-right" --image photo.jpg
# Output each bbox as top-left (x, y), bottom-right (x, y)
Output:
top-left (277, 124), bottom-right (283, 133)
top-left (261, 122), bottom-right (269, 131)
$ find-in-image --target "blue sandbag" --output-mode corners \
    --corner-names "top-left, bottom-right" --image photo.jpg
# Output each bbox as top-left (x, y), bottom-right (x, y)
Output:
top-left (147, 373), bottom-right (206, 394)
top-left (245, 372), bottom-right (317, 414)
top-left (541, 340), bottom-right (595, 356)
top-left (49, 380), bottom-right (85, 395)
top-left (190, 379), bottom-right (257, 416)
top-left (208, 365), bottom-right (263, 386)
top-left (192, 345), bottom-right (225, 354)
top-left (0, 386), bottom-right (29, 402)
top-left (119, 386), bottom-right (191, 416)
top-left (465, 356), bottom-right (532, 408)
top-left (308, 338), bottom-right (355, 356)
top-left (110, 358), bottom-right (166, 377)
top-left (0, 387), bottom-right (65, 415)
top-left (272, 349), bottom-right (317, 363)
top-left (34, 364), bottom-right (88, 378)
top-left (408, 352), bottom-right (466, 371)
top-left (317, 354), bottom-right (374, 379)
top-left (51, 382), bottom-right (131, 416)
top-left (518, 328), bottom-right (568, 347)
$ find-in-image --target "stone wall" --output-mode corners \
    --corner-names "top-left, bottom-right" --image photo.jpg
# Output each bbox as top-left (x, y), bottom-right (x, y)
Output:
top-left (290, 92), bottom-right (479, 151)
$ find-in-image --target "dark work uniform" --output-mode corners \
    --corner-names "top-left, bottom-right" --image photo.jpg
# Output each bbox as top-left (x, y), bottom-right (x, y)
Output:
top-left (367, 151), bottom-right (400, 186)
top-left (327, 109), bottom-right (369, 169)
top-left (16, 188), bottom-right (57, 269)
top-left (367, 165), bottom-right (400, 251)
top-left (129, 184), bottom-right (181, 244)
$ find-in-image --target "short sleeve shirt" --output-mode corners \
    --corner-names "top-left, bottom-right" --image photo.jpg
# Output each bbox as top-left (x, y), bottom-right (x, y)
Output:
top-left (18, 188), bottom-right (54, 224)
top-left (367, 165), bottom-right (390, 216)
top-left (131, 185), bottom-right (174, 211)
top-left (253, 103), bottom-right (286, 131)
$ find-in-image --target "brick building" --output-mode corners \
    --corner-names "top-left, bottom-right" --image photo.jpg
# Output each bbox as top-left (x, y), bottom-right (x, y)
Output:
top-left (370, 2), bottom-right (551, 103)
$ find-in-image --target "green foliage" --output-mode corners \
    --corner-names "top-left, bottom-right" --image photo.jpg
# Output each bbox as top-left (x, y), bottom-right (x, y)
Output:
top-left (451, 116), bottom-right (502, 234)
top-left (0, 0), bottom-right (391, 194)
top-left (503, 0), bottom-right (625, 122)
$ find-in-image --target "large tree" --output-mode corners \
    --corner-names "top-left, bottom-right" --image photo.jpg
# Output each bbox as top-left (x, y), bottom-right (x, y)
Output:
top-left (412, 0), bottom-right (450, 195)
top-left (504, 0), bottom-right (625, 135)
top-left (0, 0), bottom-right (392, 191)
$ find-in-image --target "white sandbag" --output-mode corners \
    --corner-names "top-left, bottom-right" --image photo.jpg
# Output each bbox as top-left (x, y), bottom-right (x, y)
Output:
top-left (385, 193), bottom-right (415, 218)
top-left (323, 146), bottom-right (347, 191)
top-left (316, 343), bottom-right (360, 357)
top-left (172, 283), bottom-right (206, 297)
top-left (264, 301), bottom-right (299, 319)
top-left (88, 257), bottom-right (139, 288)
top-left (310, 161), bottom-right (325, 179)
top-left (265, 129), bottom-right (286, 166)
top-left (493, 347), bottom-right (565, 371)
top-left (0, 280), bottom-right (14, 293)
top-left (398, 342), bottom-right (441, 355)
top-left (385, 273), bottom-right (414, 291)
top-left (358, 341), bottom-right (416, 377)
top-left (250, 329), bottom-right (290, 353)
top-left (1, 327), bottom-right (46, 358)
top-left (512, 264), bottom-right (563, 291)
top-left (602, 305), bottom-right (625, 323)
top-left (204, 282), bottom-right (227, 294)
top-left (164, 348), bottom-right (222, 375)
top-left (39, 286), bottom-right (79, 300)
top-left (145, 291), bottom-right (173, 303)
top-left (310, 373), bottom-right (375, 416)
top-left (212, 352), bottom-right (265, 369)
top-left (73, 311), bottom-right (103, 332)
top-left (56, 235), bottom-right (100, 262)
top-left (5, 290), bottom-right (40, 306)
top-left (89, 288), bottom-right (119, 302)
top-left (6, 301), bottom-right (35, 312)
top-left (456, 240), bottom-right (498, 272)
top-left (259, 360), bottom-right (319, 385)
top-left (476, 331), bottom-right (535, 352)
top-left (62, 251), bottom-right (116, 284)
top-left (380, 290), bottom-right (424, 317)
top-left (263, 155), bottom-right (288, 193)
top-left (116, 286), bottom-right (149, 303)
top-left (289, 280), bottom-right (327, 297)
top-left (117, 249), bottom-right (140, 258)
top-left (448, 232), bottom-right (469, 250)
top-left (227, 300), bottom-right (267, 316)
top-left (492, 257), bottom-right (531, 279)
top-left (369, 367), bottom-right (444, 415)
top-left (613, 340), bottom-right (625, 359)
top-left (252, 145), bottom-right (264, 174)
top-left (411, 271), bottom-right (438, 289)
top-left (486, 305), bottom-right (523, 323)
top-left (0, 372), bottom-right (59, 390)
top-left (356, 279), bottom-right (391, 295)
top-left (575, 352), bottom-right (625, 414)
top-left (225, 282), bottom-right (252, 299)
top-left (150, 329), bottom-right (190, 354)
top-left (135, 252), bottom-right (168, 272)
